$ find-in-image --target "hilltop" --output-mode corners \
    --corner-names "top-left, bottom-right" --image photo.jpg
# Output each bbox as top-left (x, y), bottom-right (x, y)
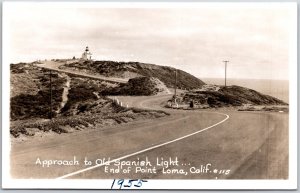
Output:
top-left (59, 60), bottom-right (205, 90)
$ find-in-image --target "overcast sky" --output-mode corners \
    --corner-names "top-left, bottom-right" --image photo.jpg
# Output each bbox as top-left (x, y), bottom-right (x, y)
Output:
top-left (4, 3), bottom-right (294, 80)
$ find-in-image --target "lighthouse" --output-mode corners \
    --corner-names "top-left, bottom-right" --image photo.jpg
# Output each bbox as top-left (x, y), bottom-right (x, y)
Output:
top-left (81, 46), bottom-right (92, 60)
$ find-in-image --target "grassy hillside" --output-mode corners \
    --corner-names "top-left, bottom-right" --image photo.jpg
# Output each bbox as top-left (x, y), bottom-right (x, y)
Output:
top-left (59, 60), bottom-right (205, 89)
top-left (11, 64), bottom-right (66, 120)
top-left (10, 62), bottom-right (169, 138)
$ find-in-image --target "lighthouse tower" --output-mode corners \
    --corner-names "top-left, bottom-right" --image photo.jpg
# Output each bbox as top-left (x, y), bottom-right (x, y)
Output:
top-left (81, 46), bottom-right (92, 60)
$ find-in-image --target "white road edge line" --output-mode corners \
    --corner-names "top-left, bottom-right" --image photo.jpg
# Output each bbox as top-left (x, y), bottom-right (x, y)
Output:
top-left (56, 112), bottom-right (229, 179)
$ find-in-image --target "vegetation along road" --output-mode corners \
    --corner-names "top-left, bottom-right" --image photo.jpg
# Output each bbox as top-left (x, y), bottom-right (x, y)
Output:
top-left (11, 93), bottom-right (288, 179)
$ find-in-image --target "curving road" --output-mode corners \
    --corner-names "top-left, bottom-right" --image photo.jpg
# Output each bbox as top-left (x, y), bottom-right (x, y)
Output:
top-left (10, 93), bottom-right (288, 179)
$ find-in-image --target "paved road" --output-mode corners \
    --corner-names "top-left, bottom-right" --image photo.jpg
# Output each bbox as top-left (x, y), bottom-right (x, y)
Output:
top-left (10, 94), bottom-right (288, 179)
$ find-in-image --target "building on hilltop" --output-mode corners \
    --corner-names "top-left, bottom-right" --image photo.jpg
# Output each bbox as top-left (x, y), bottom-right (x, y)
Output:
top-left (81, 46), bottom-right (92, 60)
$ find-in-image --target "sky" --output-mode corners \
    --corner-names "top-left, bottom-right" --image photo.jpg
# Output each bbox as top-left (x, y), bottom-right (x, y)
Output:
top-left (4, 3), bottom-right (295, 80)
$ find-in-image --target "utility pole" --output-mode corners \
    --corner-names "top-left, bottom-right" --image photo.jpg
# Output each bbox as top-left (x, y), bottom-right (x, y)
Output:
top-left (223, 60), bottom-right (229, 87)
top-left (174, 69), bottom-right (177, 97)
top-left (49, 70), bottom-right (53, 120)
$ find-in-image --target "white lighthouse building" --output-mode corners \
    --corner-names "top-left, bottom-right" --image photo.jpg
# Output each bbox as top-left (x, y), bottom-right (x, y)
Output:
top-left (81, 46), bottom-right (92, 60)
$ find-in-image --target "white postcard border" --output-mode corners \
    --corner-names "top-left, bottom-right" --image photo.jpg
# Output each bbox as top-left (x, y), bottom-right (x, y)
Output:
top-left (2, 2), bottom-right (298, 190)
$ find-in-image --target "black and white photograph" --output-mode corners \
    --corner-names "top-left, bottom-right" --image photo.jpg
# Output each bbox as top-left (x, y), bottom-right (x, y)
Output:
top-left (2, 2), bottom-right (298, 190)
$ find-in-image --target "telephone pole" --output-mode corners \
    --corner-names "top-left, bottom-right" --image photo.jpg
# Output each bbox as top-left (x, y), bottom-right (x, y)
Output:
top-left (49, 70), bottom-right (53, 120)
top-left (223, 60), bottom-right (229, 87)
top-left (174, 69), bottom-right (177, 96)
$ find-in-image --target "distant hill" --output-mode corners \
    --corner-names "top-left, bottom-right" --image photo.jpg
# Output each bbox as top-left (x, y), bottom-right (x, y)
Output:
top-left (180, 85), bottom-right (288, 108)
top-left (59, 60), bottom-right (205, 89)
